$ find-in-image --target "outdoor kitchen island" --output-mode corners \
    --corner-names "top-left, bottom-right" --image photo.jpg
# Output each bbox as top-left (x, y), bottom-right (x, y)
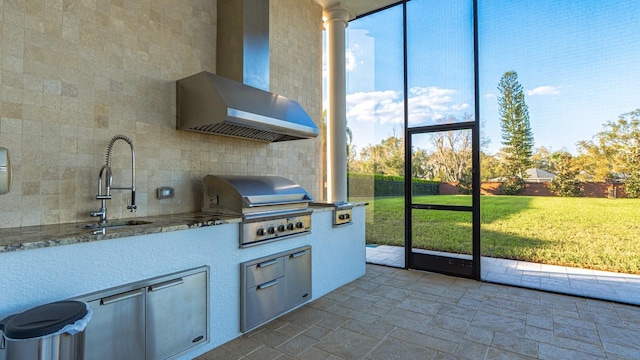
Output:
top-left (0, 204), bottom-right (366, 359)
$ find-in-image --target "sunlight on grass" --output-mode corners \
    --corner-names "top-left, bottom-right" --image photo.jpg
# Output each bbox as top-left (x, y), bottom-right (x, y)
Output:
top-left (361, 195), bottom-right (640, 274)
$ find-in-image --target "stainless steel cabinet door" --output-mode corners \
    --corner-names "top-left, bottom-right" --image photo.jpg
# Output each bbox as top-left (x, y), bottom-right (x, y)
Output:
top-left (84, 288), bottom-right (146, 360)
top-left (146, 271), bottom-right (208, 360)
top-left (284, 248), bottom-right (312, 309)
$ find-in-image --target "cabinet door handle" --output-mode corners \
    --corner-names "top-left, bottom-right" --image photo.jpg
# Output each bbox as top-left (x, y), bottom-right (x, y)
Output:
top-left (257, 259), bottom-right (278, 268)
top-left (148, 278), bottom-right (184, 292)
top-left (257, 279), bottom-right (279, 290)
top-left (290, 250), bottom-right (307, 258)
top-left (101, 289), bottom-right (143, 306)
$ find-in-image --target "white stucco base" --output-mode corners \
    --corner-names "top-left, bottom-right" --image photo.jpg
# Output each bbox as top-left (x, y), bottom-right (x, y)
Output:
top-left (0, 207), bottom-right (366, 359)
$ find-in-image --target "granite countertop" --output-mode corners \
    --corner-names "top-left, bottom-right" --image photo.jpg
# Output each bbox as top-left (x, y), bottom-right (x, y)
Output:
top-left (0, 203), bottom-right (368, 254)
top-left (0, 212), bottom-right (242, 254)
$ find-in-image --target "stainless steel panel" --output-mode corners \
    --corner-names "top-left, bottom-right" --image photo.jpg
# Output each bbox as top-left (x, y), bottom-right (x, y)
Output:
top-left (244, 278), bottom-right (285, 331)
top-left (241, 212), bottom-right (311, 247)
top-left (285, 249), bottom-right (312, 309)
top-left (74, 266), bottom-right (209, 360)
top-left (84, 288), bottom-right (145, 360)
top-left (217, 0), bottom-right (270, 91)
top-left (245, 256), bottom-right (285, 288)
top-left (176, 72), bottom-right (318, 142)
top-left (146, 271), bottom-right (208, 360)
top-left (309, 202), bottom-right (354, 227)
top-left (333, 208), bottom-right (353, 227)
top-left (241, 246), bottom-right (311, 333)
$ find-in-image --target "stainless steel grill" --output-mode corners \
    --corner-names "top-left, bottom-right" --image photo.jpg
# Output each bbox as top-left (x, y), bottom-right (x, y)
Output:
top-left (201, 175), bottom-right (312, 247)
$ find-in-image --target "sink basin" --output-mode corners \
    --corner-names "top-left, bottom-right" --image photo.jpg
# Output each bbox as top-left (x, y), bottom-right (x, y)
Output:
top-left (81, 220), bottom-right (153, 230)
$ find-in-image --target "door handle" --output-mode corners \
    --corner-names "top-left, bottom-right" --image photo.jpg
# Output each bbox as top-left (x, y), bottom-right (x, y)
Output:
top-left (148, 278), bottom-right (184, 292)
top-left (290, 250), bottom-right (308, 258)
top-left (257, 259), bottom-right (278, 268)
top-left (101, 289), bottom-right (143, 305)
top-left (257, 279), bottom-right (279, 290)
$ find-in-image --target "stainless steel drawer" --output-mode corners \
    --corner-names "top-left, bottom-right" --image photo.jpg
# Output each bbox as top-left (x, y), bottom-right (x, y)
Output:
top-left (245, 278), bottom-right (286, 331)
top-left (245, 256), bottom-right (285, 288)
top-left (241, 246), bottom-right (311, 332)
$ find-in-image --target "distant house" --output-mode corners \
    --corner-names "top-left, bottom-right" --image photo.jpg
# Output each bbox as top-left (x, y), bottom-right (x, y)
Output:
top-left (524, 168), bottom-right (556, 183)
top-left (489, 168), bottom-right (556, 183)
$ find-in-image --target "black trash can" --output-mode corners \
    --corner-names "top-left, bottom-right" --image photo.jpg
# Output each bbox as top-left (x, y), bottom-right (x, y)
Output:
top-left (0, 300), bottom-right (91, 360)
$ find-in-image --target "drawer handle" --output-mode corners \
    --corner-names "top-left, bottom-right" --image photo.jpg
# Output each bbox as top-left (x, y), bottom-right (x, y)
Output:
top-left (101, 289), bottom-right (143, 305)
top-left (149, 278), bottom-right (184, 292)
top-left (257, 279), bottom-right (279, 290)
top-left (290, 250), bottom-right (307, 258)
top-left (257, 259), bottom-right (278, 268)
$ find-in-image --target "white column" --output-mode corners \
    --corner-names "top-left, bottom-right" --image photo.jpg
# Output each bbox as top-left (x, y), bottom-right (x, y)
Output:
top-left (324, 4), bottom-right (352, 203)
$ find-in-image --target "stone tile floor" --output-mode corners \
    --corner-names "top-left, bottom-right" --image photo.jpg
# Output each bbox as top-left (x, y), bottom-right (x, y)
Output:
top-left (198, 264), bottom-right (640, 360)
top-left (366, 245), bottom-right (640, 306)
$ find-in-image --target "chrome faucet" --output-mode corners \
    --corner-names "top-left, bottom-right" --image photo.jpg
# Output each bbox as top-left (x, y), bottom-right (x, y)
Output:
top-left (90, 135), bottom-right (136, 225)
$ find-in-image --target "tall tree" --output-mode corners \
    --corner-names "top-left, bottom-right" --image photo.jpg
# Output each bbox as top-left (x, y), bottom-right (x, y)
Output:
top-left (428, 115), bottom-right (473, 183)
top-left (548, 152), bottom-right (583, 197)
top-left (531, 146), bottom-right (552, 172)
top-left (497, 71), bottom-right (534, 194)
top-left (358, 135), bottom-right (404, 176)
top-left (577, 109), bottom-right (640, 198)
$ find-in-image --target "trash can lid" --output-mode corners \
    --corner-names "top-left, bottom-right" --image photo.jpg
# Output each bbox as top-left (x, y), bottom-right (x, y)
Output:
top-left (1, 300), bottom-right (88, 339)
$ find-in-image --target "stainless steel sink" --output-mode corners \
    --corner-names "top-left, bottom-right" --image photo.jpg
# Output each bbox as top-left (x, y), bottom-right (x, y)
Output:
top-left (81, 220), bottom-right (153, 230)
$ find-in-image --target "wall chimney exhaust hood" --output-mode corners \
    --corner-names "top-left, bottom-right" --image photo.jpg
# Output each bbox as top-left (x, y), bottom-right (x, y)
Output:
top-left (176, 0), bottom-right (319, 142)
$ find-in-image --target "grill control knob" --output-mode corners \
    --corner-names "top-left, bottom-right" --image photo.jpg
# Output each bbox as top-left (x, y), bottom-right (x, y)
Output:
top-left (257, 228), bottom-right (266, 236)
top-left (277, 225), bottom-right (286, 232)
top-left (339, 214), bottom-right (345, 220)
top-left (287, 223), bottom-right (294, 231)
top-left (295, 222), bottom-right (304, 229)
top-left (268, 226), bottom-right (276, 234)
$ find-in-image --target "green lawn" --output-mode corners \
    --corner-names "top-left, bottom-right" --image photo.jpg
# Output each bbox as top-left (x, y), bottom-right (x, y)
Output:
top-left (362, 195), bottom-right (640, 274)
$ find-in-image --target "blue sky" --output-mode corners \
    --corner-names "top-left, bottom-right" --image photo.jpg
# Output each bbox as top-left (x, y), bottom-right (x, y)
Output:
top-left (335, 0), bottom-right (640, 155)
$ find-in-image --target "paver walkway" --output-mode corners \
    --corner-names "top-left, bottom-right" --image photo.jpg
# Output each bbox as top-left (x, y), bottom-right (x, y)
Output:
top-left (366, 244), bottom-right (640, 306)
top-left (200, 263), bottom-right (640, 359)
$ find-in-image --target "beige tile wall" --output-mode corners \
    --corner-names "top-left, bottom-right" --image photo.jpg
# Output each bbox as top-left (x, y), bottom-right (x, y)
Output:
top-left (0, 0), bottom-right (323, 228)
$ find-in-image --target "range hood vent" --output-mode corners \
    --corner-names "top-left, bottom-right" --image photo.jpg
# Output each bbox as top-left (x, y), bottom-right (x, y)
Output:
top-left (176, 0), bottom-right (318, 142)
top-left (177, 72), bottom-right (318, 142)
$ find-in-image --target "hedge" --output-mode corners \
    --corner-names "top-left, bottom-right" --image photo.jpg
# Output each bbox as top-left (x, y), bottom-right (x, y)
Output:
top-left (347, 173), bottom-right (439, 197)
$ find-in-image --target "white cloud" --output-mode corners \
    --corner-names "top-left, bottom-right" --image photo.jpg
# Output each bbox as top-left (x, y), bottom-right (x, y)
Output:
top-left (346, 87), bottom-right (468, 126)
top-left (346, 90), bottom-right (404, 125)
top-left (526, 86), bottom-right (560, 96)
top-left (345, 48), bottom-right (357, 72)
top-left (485, 93), bottom-right (496, 98)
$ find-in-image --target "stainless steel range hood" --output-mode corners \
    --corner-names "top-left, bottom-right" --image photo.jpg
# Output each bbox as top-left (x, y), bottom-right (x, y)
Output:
top-left (177, 72), bottom-right (318, 142)
top-left (176, 0), bottom-right (319, 142)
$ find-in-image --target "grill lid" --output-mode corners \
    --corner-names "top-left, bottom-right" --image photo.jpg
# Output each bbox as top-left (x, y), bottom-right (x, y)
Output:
top-left (202, 175), bottom-right (312, 215)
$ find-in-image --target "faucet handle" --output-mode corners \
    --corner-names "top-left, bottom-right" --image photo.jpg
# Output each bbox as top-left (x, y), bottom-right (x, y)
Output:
top-left (96, 195), bottom-right (112, 200)
top-left (127, 190), bottom-right (136, 212)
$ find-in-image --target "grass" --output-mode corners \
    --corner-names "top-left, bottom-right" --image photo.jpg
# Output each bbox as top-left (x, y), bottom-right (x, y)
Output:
top-left (361, 195), bottom-right (640, 274)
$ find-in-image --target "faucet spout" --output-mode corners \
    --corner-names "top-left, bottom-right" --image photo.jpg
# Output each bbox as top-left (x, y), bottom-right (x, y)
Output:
top-left (90, 135), bottom-right (137, 225)
top-left (91, 164), bottom-right (112, 225)
top-left (104, 135), bottom-right (136, 213)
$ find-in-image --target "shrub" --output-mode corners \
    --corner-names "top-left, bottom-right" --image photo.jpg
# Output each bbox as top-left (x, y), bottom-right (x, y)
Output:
top-left (456, 170), bottom-right (473, 195)
top-left (498, 176), bottom-right (526, 195)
